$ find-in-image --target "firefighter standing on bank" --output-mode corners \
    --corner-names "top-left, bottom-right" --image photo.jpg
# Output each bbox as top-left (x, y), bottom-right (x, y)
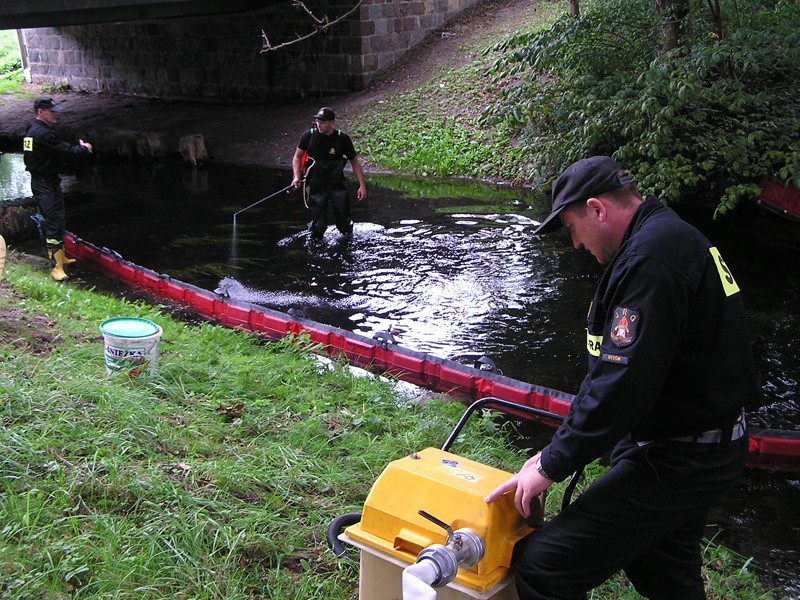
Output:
top-left (23, 97), bottom-right (93, 281)
top-left (291, 107), bottom-right (367, 241)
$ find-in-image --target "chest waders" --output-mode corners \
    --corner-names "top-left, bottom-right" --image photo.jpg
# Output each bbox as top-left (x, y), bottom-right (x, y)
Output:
top-left (303, 131), bottom-right (353, 238)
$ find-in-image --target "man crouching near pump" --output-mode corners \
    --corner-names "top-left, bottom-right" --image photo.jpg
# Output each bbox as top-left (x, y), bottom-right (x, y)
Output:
top-left (486, 156), bottom-right (758, 600)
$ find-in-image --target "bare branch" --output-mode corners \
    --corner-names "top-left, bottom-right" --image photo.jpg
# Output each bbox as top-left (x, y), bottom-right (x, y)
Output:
top-left (261, 0), bottom-right (363, 53)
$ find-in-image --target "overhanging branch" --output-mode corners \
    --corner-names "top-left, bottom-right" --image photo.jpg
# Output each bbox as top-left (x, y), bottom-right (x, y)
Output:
top-left (260, 0), bottom-right (363, 53)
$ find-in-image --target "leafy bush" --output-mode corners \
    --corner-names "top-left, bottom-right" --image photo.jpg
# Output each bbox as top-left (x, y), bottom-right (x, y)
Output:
top-left (480, 0), bottom-right (800, 216)
top-left (0, 29), bottom-right (22, 75)
top-left (0, 29), bottom-right (24, 94)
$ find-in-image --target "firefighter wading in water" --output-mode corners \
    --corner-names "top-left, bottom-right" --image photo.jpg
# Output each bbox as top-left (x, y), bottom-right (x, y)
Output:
top-left (23, 97), bottom-right (93, 281)
top-left (291, 107), bottom-right (367, 241)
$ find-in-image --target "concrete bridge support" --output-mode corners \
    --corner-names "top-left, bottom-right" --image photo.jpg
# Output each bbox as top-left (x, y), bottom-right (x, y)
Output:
top-left (18, 0), bottom-right (483, 101)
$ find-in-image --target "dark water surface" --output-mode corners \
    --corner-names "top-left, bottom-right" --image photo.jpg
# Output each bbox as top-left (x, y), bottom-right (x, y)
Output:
top-left (2, 154), bottom-right (799, 596)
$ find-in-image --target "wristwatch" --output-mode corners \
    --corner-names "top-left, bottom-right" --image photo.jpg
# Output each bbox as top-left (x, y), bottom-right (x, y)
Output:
top-left (535, 456), bottom-right (553, 481)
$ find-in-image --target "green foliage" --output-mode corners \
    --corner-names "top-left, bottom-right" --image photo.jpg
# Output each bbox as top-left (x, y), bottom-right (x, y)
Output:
top-left (0, 30), bottom-right (22, 75)
top-left (353, 70), bottom-right (514, 180)
top-left (480, 0), bottom-right (800, 217)
top-left (0, 29), bottom-right (24, 94)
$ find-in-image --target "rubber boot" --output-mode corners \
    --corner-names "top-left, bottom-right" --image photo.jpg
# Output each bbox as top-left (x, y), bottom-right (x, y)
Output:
top-left (49, 248), bottom-right (70, 282)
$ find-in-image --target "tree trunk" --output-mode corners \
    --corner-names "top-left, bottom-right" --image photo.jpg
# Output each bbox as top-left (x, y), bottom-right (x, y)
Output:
top-left (707, 0), bottom-right (724, 39)
top-left (655, 0), bottom-right (689, 53)
top-left (569, 0), bottom-right (580, 18)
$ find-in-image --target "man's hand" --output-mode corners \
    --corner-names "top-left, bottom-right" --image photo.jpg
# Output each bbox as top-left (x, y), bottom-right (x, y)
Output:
top-left (79, 139), bottom-right (93, 153)
top-left (485, 453), bottom-right (552, 519)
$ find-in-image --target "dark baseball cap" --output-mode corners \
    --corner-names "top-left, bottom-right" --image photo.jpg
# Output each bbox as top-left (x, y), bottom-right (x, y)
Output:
top-left (312, 107), bottom-right (336, 121)
top-left (534, 156), bottom-right (633, 235)
top-left (34, 97), bottom-right (63, 112)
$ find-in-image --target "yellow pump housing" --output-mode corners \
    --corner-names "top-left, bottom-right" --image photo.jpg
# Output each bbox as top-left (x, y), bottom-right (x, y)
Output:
top-left (344, 447), bottom-right (533, 592)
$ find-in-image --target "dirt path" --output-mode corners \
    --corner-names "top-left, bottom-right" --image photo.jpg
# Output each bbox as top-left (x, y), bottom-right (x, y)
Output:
top-left (0, 0), bottom-right (542, 171)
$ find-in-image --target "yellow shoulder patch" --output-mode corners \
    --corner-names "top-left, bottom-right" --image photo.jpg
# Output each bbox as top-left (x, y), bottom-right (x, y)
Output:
top-left (709, 247), bottom-right (740, 297)
top-left (23, 137), bottom-right (33, 152)
top-left (586, 332), bottom-right (602, 357)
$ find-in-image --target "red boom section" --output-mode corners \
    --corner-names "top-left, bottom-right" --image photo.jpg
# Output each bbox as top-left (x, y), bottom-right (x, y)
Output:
top-left (758, 178), bottom-right (800, 221)
top-left (64, 233), bottom-right (800, 472)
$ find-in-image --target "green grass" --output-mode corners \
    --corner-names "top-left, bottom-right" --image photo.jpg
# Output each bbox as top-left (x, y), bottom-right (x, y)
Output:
top-left (0, 29), bottom-right (24, 95)
top-left (0, 254), bottom-right (527, 598)
top-left (0, 253), bottom-right (772, 598)
top-left (350, 1), bottom-right (563, 183)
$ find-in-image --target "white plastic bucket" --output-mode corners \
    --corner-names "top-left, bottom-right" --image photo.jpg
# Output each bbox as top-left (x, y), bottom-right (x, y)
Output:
top-left (99, 317), bottom-right (162, 377)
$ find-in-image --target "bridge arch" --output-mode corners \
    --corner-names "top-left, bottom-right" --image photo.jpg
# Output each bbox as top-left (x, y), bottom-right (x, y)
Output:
top-left (9, 0), bottom-right (483, 100)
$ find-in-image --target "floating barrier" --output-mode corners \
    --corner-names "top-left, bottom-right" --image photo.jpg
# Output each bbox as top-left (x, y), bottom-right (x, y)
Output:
top-left (65, 232), bottom-right (800, 473)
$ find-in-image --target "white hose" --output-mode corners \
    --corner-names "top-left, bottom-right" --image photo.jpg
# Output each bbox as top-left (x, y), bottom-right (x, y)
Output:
top-left (402, 559), bottom-right (440, 600)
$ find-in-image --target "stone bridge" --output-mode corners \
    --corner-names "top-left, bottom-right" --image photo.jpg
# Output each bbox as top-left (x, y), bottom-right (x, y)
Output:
top-left (1, 0), bottom-right (482, 100)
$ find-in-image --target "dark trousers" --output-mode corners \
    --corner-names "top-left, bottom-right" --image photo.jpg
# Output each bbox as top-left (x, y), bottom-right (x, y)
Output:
top-left (306, 186), bottom-right (352, 237)
top-left (514, 436), bottom-right (748, 600)
top-left (31, 174), bottom-right (65, 250)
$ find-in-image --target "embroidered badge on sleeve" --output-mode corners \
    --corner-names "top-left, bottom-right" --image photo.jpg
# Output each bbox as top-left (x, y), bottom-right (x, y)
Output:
top-left (610, 307), bottom-right (639, 347)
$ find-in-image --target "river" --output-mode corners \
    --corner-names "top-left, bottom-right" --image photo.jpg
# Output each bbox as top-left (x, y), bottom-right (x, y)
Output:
top-left (2, 153), bottom-right (799, 596)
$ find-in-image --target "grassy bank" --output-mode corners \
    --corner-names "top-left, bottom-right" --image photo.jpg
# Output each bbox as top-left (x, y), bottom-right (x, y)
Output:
top-left (0, 29), bottom-right (24, 95)
top-left (349, 0), bottom-right (562, 184)
top-left (0, 254), bottom-right (514, 598)
top-left (0, 254), bottom-right (771, 599)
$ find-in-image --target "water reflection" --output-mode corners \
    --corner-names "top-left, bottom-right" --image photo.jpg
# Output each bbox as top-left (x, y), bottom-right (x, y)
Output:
top-left (1, 153), bottom-right (797, 429)
top-left (0, 151), bottom-right (31, 198)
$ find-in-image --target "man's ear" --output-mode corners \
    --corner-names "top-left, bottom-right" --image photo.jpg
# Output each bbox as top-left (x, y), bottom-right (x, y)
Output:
top-left (586, 197), bottom-right (607, 223)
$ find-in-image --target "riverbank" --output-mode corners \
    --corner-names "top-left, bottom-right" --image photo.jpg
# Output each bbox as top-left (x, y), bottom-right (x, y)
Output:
top-left (0, 0), bottom-right (549, 176)
top-left (0, 252), bottom-right (772, 599)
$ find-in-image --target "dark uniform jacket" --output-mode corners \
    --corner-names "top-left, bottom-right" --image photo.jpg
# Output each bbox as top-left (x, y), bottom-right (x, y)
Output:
top-left (23, 118), bottom-right (88, 176)
top-left (298, 128), bottom-right (357, 191)
top-left (541, 196), bottom-right (759, 482)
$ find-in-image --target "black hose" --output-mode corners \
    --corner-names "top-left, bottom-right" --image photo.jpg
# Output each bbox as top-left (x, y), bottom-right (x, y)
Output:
top-left (327, 512), bottom-right (362, 558)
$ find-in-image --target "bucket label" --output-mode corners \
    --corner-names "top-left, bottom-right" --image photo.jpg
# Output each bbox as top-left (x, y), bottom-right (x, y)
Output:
top-left (104, 343), bottom-right (151, 376)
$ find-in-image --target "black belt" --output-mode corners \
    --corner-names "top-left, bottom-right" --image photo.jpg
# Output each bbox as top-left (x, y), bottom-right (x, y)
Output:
top-left (638, 411), bottom-right (746, 446)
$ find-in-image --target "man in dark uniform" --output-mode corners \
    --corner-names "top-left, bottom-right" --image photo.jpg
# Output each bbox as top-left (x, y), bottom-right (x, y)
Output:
top-left (487, 156), bottom-right (758, 599)
top-left (23, 96), bottom-right (93, 281)
top-left (291, 107), bottom-right (367, 241)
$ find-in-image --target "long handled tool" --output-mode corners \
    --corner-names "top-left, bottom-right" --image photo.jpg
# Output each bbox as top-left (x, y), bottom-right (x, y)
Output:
top-left (233, 183), bottom-right (295, 226)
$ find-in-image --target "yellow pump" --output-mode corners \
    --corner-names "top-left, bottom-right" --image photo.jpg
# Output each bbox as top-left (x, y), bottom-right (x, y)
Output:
top-left (342, 447), bottom-right (535, 598)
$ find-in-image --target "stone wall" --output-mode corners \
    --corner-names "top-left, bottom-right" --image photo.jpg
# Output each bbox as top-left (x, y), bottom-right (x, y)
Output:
top-left (20, 0), bottom-right (481, 101)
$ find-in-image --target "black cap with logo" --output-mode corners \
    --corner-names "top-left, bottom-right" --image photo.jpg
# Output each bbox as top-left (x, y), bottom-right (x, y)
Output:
top-left (534, 156), bottom-right (633, 235)
top-left (312, 107), bottom-right (336, 121)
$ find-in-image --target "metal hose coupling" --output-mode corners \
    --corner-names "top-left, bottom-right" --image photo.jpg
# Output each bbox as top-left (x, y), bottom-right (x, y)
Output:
top-left (415, 528), bottom-right (485, 588)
